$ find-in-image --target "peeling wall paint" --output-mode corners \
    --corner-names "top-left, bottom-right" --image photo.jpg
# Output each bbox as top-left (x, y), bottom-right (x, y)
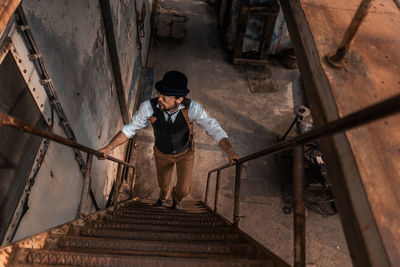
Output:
top-left (4, 0), bottom-right (153, 242)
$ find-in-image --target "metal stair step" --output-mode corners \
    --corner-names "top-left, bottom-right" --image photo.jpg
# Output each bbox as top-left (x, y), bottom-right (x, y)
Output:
top-left (89, 221), bottom-right (232, 233)
top-left (122, 205), bottom-right (211, 214)
top-left (116, 207), bottom-right (215, 217)
top-left (125, 201), bottom-right (210, 211)
top-left (108, 210), bottom-right (221, 221)
top-left (79, 227), bottom-right (243, 242)
top-left (130, 199), bottom-right (206, 207)
top-left (16, 248), bottom-right (270, 267)
top-left (54, 235), bottom-right (256, 257)
top-left (99, 215), bottom-right (226, 227)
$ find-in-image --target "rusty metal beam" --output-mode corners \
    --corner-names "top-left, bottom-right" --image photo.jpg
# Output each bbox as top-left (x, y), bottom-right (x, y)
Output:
top-left (326, 0), bottom-right (375, 68)
top-left (0, 112), bottom-right (135, 169)
top-left (277, 1), bottom-right (392, 266)
top-left (99, 0), bottom-right (130, 124)
top-left (394, 0), bottom-right (400, 9)
top-left (0, 0), bottom-right (21, 34)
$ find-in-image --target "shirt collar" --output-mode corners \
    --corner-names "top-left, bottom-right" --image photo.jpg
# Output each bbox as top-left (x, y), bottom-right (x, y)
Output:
top-left (156, 103), bottom-right (185, 115)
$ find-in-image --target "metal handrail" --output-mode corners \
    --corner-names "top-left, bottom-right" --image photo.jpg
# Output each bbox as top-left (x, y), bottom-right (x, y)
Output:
top-left (0, 111), bottom-right (135, 221)
top-left (0, 112), bottom-right (134, 168)
top-left (207, 93), bottom-right (400, 174)
top-left (204, 94), bottom-right (400, 266)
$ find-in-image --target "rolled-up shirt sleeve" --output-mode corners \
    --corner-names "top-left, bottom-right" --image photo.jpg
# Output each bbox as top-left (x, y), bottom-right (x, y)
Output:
top-left (189, 101), bottom-right (228, 145)
top-left (122, 100), bottom-right (153, 138)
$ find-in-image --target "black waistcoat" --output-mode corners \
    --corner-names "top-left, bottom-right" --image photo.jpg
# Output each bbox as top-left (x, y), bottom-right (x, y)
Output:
top-left (150, 97), bottom-right (190, 154)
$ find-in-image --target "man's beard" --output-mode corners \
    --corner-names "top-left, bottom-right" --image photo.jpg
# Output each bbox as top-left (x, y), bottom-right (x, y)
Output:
top-left (159, 101), bottom-right (179, 112)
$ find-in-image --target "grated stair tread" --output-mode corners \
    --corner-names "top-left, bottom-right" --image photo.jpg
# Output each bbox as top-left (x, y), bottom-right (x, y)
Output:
top-left (98, 215), bottom-right (226, 227)
top-left (50, 235), bottom-right (256, 256)
top-left (79, 226), bottom-right (243, 242)
top-left (108, 210), bottom-right (221, 221)
top-left (87, 221), bottom-right (232, 233)
top-left (115, 207), bottom-right (216, 217)
top-left (13, 248), bottom-right (271, 267)
top-left (5, 199), bottom-right (287, 267)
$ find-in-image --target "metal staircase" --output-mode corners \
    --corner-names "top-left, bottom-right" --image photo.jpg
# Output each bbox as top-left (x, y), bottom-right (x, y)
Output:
top-left (0, 90), bottom-right (398, 267)
top-left (2, 199), bottom-right (288, 267)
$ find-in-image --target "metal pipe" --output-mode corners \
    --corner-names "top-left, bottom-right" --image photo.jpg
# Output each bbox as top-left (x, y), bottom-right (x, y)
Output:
top-left (327, 0), bottom-right (374, 67)
top-left (214, 170), bottom-right (221, 213)
top-left (233, 164), bottom-right (242, 226)
top-left (293, 145), bottom-right (306, 267)
top-left (279, 115), bottom-right (298, 141)
top-left (77, 153), bottom-right (93, 218)
top-left (204, 172), bottom-right (212, 204)
top-left (208, 94), bottom-right (400, 173)
top-left (0, 112), bottom-right (135, 169)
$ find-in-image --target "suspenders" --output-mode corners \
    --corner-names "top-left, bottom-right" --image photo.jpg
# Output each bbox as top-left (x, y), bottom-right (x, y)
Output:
top-left (149, 98), bottom-right (194, 150)
top-left (180, 104), bottom-right (194, 150)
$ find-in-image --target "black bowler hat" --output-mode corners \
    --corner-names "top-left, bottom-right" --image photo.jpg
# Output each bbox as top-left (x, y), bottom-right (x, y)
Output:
top-left (155, 70), bottom-right (190, 96)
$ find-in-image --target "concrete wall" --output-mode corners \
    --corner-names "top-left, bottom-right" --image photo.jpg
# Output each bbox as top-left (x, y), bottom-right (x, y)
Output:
top-left (6, 0), bottom-right (153, 242)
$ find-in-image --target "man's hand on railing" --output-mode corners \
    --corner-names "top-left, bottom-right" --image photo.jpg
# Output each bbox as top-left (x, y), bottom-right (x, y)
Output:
top-left (228, 151), bottom-right (240, 166)
top-left (97, 146), bottom-right (111, 160)
top-left (97, 131), bottom-right (129, 160)
top-left (218, 138), bottom-right (240, 166)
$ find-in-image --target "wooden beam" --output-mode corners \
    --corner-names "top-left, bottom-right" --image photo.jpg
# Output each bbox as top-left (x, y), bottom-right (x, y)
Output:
top-left (279, 1), bottom-right (390, 266)
top-left (233, 58), bottom-right (268, 66)
top-left (99, 0), bottom-right (130, 124)
top-left (0, 0), bottom-right (20, 34)
top-left (241, 6), bottom-right (279, 15)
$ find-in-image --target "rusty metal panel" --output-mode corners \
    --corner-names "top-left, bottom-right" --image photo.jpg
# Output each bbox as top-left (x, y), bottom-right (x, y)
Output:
top-left (0, 0), bottom-right (20, 34)
top-left (298, 0), bottom-right (400, 265)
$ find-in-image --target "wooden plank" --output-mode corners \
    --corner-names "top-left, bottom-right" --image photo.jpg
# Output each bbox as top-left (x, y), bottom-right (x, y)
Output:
top-left (0, 0), bottom-right (20, 34)
top-left (241, 6), bottom-right (279, 15)
top-left (280, 1), bottom-right (394, 266)
top-left (233, 58), bottom-right (268, 66)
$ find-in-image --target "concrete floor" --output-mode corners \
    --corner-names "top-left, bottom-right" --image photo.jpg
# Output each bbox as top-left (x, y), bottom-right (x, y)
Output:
top-left (132, 0), bottom-right (352, 266)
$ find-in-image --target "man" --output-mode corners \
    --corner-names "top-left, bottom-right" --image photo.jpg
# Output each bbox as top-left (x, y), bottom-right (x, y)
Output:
top-left (98, 70), bottom-right (239, 209)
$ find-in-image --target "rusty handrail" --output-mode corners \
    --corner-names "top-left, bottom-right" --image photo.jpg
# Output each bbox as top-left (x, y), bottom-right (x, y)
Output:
top-left (204, 93), bottom-right (400, 266)
top-left (206, 93), bottom-right (400, 176)
top-left (0, 112), bottom-right (135, 169)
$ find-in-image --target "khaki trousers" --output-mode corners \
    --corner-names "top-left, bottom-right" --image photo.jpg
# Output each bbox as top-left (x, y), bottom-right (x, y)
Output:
top-left (154, 145), bottom-right (195, 202)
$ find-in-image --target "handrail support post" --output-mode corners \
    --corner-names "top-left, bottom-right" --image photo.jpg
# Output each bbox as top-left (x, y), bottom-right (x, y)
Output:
top-left (214, 170), bottom-right (221, 213)
top-left (233, 163), bottom-right (242, 226)
top-left (77, 153), bottom-right (93, 218)
top-left (204, 172), bottom-right (212, 204)
top-left (293, 145), bottom-right (306, 267)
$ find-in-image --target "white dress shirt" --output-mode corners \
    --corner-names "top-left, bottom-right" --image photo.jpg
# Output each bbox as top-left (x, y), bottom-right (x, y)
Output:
top-left (122, 99), bottom-right (228, 145)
